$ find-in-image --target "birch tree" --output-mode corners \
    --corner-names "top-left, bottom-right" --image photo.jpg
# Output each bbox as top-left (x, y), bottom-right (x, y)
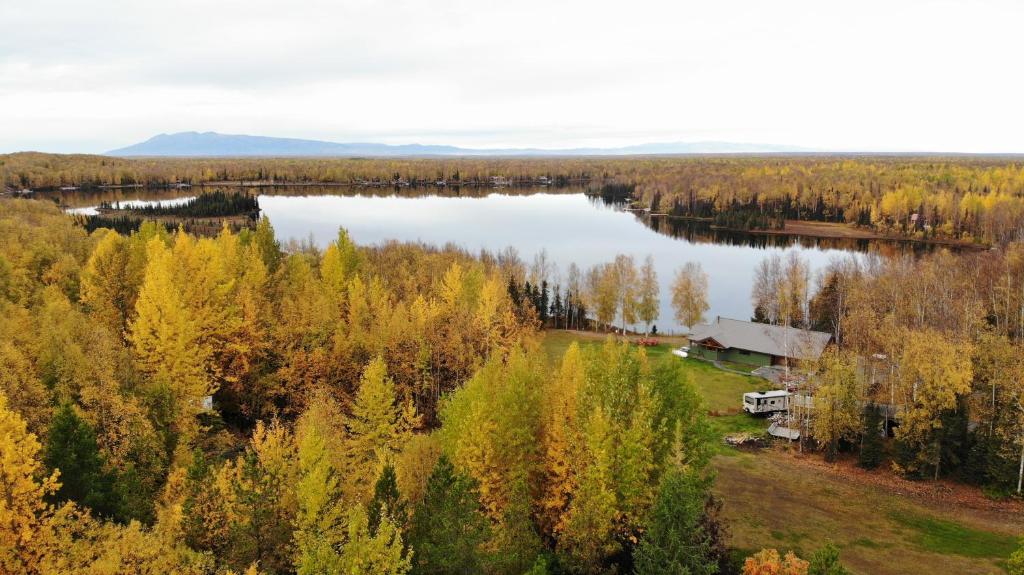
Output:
top-left (893, 329), bottom-right (973, 479)
top-left (637, 255), bottom-right (660, 335)
top-left (613, 254), bottom-right (639, 333)
top-left (671, 262), bottom-right (709, 330)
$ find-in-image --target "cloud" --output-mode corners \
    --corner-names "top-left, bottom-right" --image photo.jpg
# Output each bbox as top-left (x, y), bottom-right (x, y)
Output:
top-left (1, 0), bottom-right (1022, 153)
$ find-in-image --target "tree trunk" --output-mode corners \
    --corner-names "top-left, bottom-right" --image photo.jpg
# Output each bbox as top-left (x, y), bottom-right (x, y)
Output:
top-left (991, 382), bottom-right (996, 436)
top-left (1017, 437), bottom-right (1024, 494)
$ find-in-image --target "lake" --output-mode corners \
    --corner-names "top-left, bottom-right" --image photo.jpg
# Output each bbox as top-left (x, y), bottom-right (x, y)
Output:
top-left (258, 190), bottom-right (873, 334)
top-left (59, 187), bottom-right (901, 334)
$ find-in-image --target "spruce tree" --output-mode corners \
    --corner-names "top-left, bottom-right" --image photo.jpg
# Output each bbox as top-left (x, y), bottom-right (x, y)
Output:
top-left (859, 403), bottom-right (884, 470)
top-left (539, 280), bottom-right (550, 324)
top-left (633, 469), bottom-right (717, 575)
top-left (369, 464), bottom-right (405, 535)
top-left (43, 403), bottom-right (117, 518)
top-left (550, 288), bottom-right (563, 329)
top-left (407, 455), bottom-right (489, 575)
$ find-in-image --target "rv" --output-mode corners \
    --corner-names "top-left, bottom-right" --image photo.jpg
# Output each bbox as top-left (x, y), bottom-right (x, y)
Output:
top-left (743, 390), bottom-right (790, 415)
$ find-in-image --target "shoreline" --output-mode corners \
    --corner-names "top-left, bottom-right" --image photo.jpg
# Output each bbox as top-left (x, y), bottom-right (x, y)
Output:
top-left (649, 213), bottom-right (988, 250)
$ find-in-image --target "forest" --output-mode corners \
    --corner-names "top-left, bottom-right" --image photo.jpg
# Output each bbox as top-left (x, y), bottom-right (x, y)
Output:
top-left (740, 246), bottom-right (1024, 493)
top-left (5, 153), bottom-right (1024, 244)
top-left (465, 229), bottom-right (1024, 495)
top-left (98, 190), bottom-right (259, 218)
top-left (3, 191), bottom-right (1024, 574)
top-left (3, 198), bottom-right (812, 575)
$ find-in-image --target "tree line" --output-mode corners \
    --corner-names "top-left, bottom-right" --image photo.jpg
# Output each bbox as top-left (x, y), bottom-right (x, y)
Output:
top-left (99, 190), bottom-right (259, 218)
top-left (750, 245), bottom-right (1024, 494)
top-left (500, 249), bottom-right (711, 336)
top-left (7, 152), bottom-right (1024, 243)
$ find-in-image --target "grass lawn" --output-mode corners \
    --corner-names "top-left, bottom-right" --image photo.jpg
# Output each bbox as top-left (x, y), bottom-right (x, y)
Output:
top-left (540, 329), bottom-right (1024, 575)
top-left (716, 451), bottom-right (1022, 575)
top-left (888, 511), bottom-right (1020, 559)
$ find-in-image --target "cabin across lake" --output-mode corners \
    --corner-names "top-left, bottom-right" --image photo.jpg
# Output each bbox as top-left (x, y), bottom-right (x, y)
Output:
top-left (687, 317), bottom-right (832, 367)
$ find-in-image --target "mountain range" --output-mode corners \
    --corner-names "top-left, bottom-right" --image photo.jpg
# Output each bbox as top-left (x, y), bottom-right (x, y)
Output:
top-left (106, 131), bottom-right (811, 157)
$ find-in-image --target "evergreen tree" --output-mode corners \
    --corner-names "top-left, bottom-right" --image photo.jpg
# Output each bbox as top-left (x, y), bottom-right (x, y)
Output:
top-left (808, 542), bottom-right (849, 575)
top-left (369, 464), bottom-right (405, 535)
top-left (858, 403), bottom-right (884, 470)
top-left (634, 469), bottom-right (717, 575)
top-left (550, 288), bottom-right (563, 329)
top-left (407, 455), bottom-right (489, 575)
top-left (507, 276), bottom-right (522, 309)
top-left (699, 493), bottom-right (731, 575)
top-left (43, 403), bottom-right (117, 518)
top-left (539, 280), bottom-right (550, 324)
top-left (936, 399), bottom-right (972, 480)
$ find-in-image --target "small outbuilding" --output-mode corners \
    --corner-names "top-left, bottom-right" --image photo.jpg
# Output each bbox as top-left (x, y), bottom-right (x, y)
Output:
top-left (688, 316), bottom-right (832, 367)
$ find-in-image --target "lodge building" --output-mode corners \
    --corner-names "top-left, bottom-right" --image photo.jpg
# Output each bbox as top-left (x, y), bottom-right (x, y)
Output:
top-left (687, 317), bottom-right (833, 367)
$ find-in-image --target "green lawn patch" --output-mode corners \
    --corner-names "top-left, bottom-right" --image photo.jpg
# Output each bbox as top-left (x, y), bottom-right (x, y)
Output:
top-left (849, 537), bottom-right (886, 549)
top-left (678, 358), bottom-right (766, 413)
top-left (889, 510), bottom-right (1020, 559)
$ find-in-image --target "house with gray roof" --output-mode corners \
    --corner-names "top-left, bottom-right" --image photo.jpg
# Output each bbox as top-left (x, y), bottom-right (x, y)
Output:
top-left (687, 317), bottom-right (833, 367)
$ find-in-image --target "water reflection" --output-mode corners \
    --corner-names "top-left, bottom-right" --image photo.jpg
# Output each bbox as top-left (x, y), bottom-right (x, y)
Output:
top-left (50, 186), bottom-right (932, 333)
top-left (639, 214), bottom-right (932, 258)
top-left (255, 191), bottom-right (875, 333)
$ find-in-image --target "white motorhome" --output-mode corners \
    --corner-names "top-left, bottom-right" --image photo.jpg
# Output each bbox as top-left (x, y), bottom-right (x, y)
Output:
top-left (743, 390), bottom-right (790, 414)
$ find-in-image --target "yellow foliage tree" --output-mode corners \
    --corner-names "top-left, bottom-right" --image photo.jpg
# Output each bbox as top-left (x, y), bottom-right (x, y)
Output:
top-left (537, 342), bottom-right (584, 538)
top-left (130, 237), bottom-right (211, 449)
top-left (559, 406), bottom-right (618, 573)
top-left (0, 392), bottom-right (60, 573)
top-left (346, 356), bottom-right (419, 502)
top-left (894, 329), bottom-right (973, 479)
top-left (294, 391), bottom-right (348, 574)
top-left (80, 230), bottom-right (144, 338)
top-left (742, 548), bottom-right (809, 575)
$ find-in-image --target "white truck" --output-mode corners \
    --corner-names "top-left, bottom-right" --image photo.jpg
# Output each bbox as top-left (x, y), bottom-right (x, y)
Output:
top-left (743, 390), bottom-right (790, 415)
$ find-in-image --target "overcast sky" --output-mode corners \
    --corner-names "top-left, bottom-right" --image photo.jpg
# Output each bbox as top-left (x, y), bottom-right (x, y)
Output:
top-left (1, 0), bottom-right (1022, 154)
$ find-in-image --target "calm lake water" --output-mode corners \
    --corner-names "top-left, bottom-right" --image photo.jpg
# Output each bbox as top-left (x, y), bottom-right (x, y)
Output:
top-left (59, 187), bottom-right (902, 333)
top-left (257, 191), bottom-right (868, 334)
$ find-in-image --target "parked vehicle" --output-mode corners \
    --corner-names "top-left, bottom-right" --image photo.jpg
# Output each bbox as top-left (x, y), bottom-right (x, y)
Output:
top-left (743, 390), bottom-right (790, 414)
top-left (671, 346), bottom-right (689, 358)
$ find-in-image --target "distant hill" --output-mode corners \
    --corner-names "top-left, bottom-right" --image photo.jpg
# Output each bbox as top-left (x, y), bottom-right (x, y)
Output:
top-left (106, 131), bottom-right (811, 157)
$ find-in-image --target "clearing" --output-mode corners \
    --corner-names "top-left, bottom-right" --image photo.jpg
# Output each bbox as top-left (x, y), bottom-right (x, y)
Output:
top-left (541, 330), bottom-right (1024, 575)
